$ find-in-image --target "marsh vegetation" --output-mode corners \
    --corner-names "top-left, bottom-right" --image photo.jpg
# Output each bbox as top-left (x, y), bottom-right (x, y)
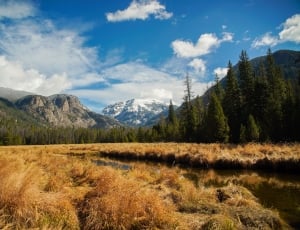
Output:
top-left (0, 143), bottom-right (299, 229)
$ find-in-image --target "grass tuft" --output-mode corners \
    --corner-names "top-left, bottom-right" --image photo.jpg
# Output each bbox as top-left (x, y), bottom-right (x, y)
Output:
top-left (79, 168), bottom-right (175, 229)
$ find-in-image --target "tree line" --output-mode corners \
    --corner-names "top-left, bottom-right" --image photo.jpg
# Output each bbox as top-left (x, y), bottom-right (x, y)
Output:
top-left (0, 49), bottom-right (299, 145)
top-left (169, 49), bottom-right (300, 143)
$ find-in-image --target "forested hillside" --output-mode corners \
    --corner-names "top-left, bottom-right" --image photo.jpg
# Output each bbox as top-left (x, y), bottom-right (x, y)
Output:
top-left (163, 49), bottom-right (300, 143)
top-left (0, 49), bottom-right (299, 145)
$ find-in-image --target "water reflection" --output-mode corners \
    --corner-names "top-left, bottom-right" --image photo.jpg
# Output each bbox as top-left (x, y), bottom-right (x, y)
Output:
top-left (92, 158), bottom-right (131, 170)
top-left (183, 169), bottom-right (300, 229)
top-left (91, 156), bottom-right (300, 229)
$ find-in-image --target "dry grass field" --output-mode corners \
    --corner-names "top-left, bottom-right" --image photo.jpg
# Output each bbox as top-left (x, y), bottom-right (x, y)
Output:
top-left (0, 143), bottom-right (298, 229)
top-left (84, 142), bottom-right (300, 172)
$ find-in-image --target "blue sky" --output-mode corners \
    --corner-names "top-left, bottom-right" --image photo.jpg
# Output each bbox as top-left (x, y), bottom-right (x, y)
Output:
top-left (0, 0), bottom-right (299, 112)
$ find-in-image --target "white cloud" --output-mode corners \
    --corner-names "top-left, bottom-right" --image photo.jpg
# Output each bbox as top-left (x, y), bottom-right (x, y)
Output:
top-left (0, 19), bottom-right (99, 77)
top-left (0, 56), bottom-right (71, 95)
top-left (102, 61), bottom-right (171, 83)
top-left (222, 25), bottom-right (227, 30)
top-left (252, 32), bottom-right (279, 48)
top-left (106, 0), bottom-right (173, 22)
top-left (0, 8), bottom-right (104, 95)
top-left (213, 67), bottom-right (228, 79)
top-left (222, 32), bottom-right (234, 42)
top-left (68, 62), bottom-right (213, 110)
top-left (279, 14), bottom-right (300, 43)
top-left (0, 0), bottom-right (36, 19)
top-left (252, 14), bottom-right (300, 48)
top-left (161, 56), bottom-right (210, 79)
top-left (188, 58), bottom-right (206, 75)
top-left (171, 32), bottom-right (233, 58)
top-left (160, 56), bottom-right (190, 76)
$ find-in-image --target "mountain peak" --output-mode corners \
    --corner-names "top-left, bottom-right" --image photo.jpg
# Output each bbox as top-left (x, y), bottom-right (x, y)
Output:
top-left (102, 98), bottom-right (169, 126)
top-left (0, 91), bottom-right (121, 129)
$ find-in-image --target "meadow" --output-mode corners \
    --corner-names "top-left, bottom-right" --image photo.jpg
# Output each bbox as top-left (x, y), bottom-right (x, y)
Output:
top-left (0, 143), bottom-right (298, 229)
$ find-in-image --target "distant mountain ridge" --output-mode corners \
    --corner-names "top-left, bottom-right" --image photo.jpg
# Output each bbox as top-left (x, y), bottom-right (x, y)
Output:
top-left (0, 90), bottom-right (121, 128)
top-left (245, 50), bottom-right (300, 79)
top-left (200, 49), bottom-right (300, 104)
top-left (0, 87), bottom-right (32, 102)
top-left (102, 98), bottom-right (170, 126)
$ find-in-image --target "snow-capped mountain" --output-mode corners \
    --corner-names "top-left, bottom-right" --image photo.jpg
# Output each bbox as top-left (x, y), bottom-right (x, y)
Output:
top-left (102, 98), bottom-right (169, 126)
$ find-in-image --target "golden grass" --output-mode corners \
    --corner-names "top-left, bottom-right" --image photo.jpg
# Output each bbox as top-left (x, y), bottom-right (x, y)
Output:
top-left (64, 142), bottom-right (300, 172)
top-left (0, 143), bottom-right (296, 229)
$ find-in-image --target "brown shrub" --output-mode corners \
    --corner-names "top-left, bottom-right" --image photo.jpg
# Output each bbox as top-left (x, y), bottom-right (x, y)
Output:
top-left (80, 168), bottom-right (175, 229)
top-left (0, 157), bottom-right (79, 229)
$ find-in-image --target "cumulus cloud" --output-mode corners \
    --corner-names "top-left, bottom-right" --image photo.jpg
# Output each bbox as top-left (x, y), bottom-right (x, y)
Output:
top-left (0, 20), bottom-right (99, 77)
top-left (68, 62), bottom-right (213, 110)
top-left (252, 14), bottom-right (300, 48)
top-left (171, 32), bottom-right (233, 58)
top-left (106, 0), bottom-right (173, 22)
top-left (252, 32), bottom-right (279, 47)
top-left (188, 58), bottom-right (206, 75)
top-left (0, 0), bottom-right (36, 19)
top-left (213, 67), bottom-right (228, 79)
top-left (279, 14), bottom-right (300, 43)
top-left (0, 2), bottom-right (103, 96)
top-left (0, 56), bottom-right (71, 95)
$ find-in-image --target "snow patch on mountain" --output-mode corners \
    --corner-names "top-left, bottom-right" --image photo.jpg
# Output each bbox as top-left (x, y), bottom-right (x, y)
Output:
top-left (102, 98), bottom-right (169, 126)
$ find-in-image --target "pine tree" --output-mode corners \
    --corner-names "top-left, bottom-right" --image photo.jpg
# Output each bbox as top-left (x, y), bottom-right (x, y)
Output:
top-left (205, 93), bottom-right (229, 142)
top-left (181, 73), bottom-right (197, 141)
top-left (168, 100), bottom-right (177, 125)
top-left (223, 61), bottom-right (241, 143)
top-left (194, 96), bottom-right (205, 141)
top-left (282, 80), bottom-right (296, 141)
top-left (238, 50), bottom-right (255, 121)
top-left (253, 61), bottom-right (271, 141)
top-left (265, 49), bottom-right (286, 141)
top-left (295, 72), bottom-right (300, 141)
top-left (239, 124), bottom-right (246, 143)
top-left (246, 114), bottom-right (260, 142)
top-left (167, 100), bottom-right (179, 141)
top-left (214, 74), bottom-right (224, 101)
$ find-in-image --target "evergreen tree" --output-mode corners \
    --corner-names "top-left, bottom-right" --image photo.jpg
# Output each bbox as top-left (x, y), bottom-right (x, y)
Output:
top-left (265, 49), bottom-right (286, 141)
top-left (223, 61), bottom-right (241, 143)
top-left (168, 100), bottom-right (177, 125)
top-left (204, 93), bottom-right (229, 142)
top-left (238, 50), bottom-right (255, 121)
top-left (181, 73), bottom-right (197, 141)
top-left (167, 100), bottom-right (179, 141)
top-left (239, 124), bottom-right (246, 143)
top-left (246, 114), bottom-right (260, 142)
top-left (295, 72), bottom-right (300, 140)
top-left (214, 74), bottom-right (224, 101)
top-left (194, 96), bottom-right (205, 142)
top-left (282, 80), bottom-right (296, 141)
top-left (253, 61), bottom-right (271, 141)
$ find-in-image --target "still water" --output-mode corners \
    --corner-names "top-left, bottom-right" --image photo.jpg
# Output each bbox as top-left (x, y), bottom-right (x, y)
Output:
top-left (183, 169), bottom-right (300, 229)
top-left (92, 157), bottom-right (300, 229)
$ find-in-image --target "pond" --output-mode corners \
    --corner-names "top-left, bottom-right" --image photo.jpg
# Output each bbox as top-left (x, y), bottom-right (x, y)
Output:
top-left (91, 156), bottom-right (300, 229)
top-left (183, 169), bottom-right (300, 229)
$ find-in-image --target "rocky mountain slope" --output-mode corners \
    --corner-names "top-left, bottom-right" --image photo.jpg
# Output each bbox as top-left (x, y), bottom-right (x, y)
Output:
top-left (102, 98), bottom-right (169, 126)
top-left (0, 90), bottom-right (121, 128)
